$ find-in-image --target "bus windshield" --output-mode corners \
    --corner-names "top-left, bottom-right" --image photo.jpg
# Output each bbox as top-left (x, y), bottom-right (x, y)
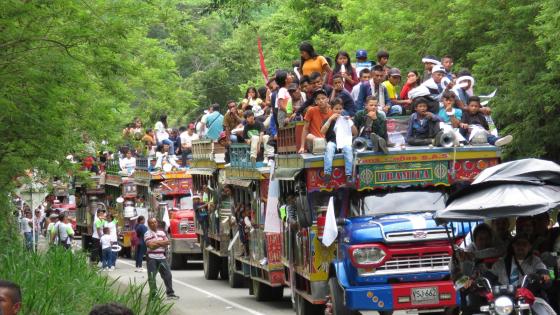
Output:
top-left (361, 191), bottom-right (447, 217)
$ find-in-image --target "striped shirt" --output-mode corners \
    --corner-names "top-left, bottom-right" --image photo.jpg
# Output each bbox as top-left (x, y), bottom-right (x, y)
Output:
top-left (144, 229), bottom-right (168, 259)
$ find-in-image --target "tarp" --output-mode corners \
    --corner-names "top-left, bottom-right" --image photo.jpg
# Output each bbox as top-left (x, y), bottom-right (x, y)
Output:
top-left (185, 168), bottom-right (216, 176)
top-left (435, 158), bottom-right (560, 222)
top-left (271, 168), bottom-right (302, 181)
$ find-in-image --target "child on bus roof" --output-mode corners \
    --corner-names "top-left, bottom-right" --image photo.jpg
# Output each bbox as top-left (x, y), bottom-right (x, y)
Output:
top-left (438, 91), bottom-right (462, 128)
top-left (321, 98), bottom-right (357, 184)
top-left (460, 96), bottom-right (512, 147)
top-left (406, 97), bottom-right (442, 146)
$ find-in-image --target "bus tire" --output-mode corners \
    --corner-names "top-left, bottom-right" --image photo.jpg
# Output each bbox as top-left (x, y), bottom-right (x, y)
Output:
top-left (203, 248), bottom-right (219, 280)
top-left (328, 277), bottom-right (358, 315)
top-left (228, 251), bottom-right (244, 288)
top-left (296, 293), bottom-right (324, 315)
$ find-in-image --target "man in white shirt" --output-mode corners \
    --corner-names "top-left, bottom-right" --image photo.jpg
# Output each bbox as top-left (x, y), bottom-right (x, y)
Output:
top-left (105, 213), bottom-right (119, 270)
top-left (180, 123), bottom-right (199, 166)
top-left (119, 151), bottom-right (136, 175)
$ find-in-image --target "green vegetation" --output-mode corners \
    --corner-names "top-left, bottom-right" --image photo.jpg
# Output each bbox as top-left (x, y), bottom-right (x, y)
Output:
top-left (0, 197), bottom-right (171, 315)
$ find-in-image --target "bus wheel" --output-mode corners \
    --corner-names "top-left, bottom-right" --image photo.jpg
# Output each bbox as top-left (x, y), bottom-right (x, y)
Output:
top-left (295, 294), bottom-right (325, 315)
top-left (228, 251), bottom-right (244, 288)
top-left (328, 277), bottom-right (358, 315)
top-left (203, 248), bottom-right (219, 280)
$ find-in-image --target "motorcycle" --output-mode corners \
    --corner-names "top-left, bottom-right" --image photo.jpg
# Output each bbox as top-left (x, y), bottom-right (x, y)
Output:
top-left (473, 274), bottom-right (556, 315)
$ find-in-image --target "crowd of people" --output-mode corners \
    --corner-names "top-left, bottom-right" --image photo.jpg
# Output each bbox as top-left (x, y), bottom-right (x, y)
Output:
top-left (80, 43), bottom-right (514, 190)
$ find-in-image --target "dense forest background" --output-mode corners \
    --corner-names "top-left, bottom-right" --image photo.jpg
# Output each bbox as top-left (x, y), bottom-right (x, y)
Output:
top-left (1, 0), bottom-right (560, 191)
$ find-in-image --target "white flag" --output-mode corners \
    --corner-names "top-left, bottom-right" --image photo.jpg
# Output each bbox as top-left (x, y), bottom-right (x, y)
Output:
top-left (322, 197), bottom-right (338, 247)
top-left (162, 206), bottom-right (170, 230)
top-left (264, 160), bottom-right (282, 233)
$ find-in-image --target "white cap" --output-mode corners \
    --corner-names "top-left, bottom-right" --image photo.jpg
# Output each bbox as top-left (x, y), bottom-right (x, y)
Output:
top-left (431, 65), bottom-right (446, 74)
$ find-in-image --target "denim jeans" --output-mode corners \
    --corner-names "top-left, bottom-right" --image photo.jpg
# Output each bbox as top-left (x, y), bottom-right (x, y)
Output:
top-left (24, 232), bottom-right (33, 251)
top-left (487, 135), bottom-right (497, 145)
top-left (324, 142), bottom-right (353, 176)
top-left (147, 258), bottom-right (175, 296)
top-left (110, 242), bottom-right (117, 267)
top-left (102, 248), bottom-right (112, 269)
top-left (135, 243), bottom-right (147, 268)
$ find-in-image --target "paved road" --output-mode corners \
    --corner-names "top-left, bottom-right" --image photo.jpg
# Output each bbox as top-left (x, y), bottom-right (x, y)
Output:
top-left (109, 258), bottom-right (294, 315)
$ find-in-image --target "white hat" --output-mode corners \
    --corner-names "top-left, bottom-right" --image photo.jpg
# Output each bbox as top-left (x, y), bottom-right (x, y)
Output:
top-left (431, 65), bottom-right (446, 74)
top-left (456, 75), bottom-right (475, 88)
top-left (408, 85), bottom-right (430, 100)
top-left (422, 56), bottom-right (441, 65)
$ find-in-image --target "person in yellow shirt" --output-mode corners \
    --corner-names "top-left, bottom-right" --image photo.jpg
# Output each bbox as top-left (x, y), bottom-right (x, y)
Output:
top-left (382, 68), bottom-right (411, 113)
top-left (298, 42), bottom-right (331, 77)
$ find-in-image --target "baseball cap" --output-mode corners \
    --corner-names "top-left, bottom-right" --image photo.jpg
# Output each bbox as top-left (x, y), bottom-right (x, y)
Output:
top-left (431, 65), bottom-right (446, 74)
top-left (388, 68), bottom-right (401, 77)
top-left (287, 83), bottom-right (299, 92)
top-left (356, 49), bottom-right (368, 59)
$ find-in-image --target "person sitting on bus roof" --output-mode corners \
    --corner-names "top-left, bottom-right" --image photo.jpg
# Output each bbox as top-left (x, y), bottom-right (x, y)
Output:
top-left (383, 68), bottom-right (412, 112)
top-left (154, 114), bottom-right (175, 157)
top-left (353, 96), bottom-right (388, 153)
top-left (244, 111), bottom-right (274, 165)
top-left (202, 104), bottom-right (224, 142)
top-left (298, 88), bottom-right (333, 154)
top-left (421, 65), bottom-right (454, 102)
top-left (275, 70), bottom-right (294, 128)
top-left (298, 42), bottom-right (331, 78)
top-left (287, 83), bottom-right (305, 121)
top-left (330, 74), bottom-right (357, 117)
top-left (421, 55), bottom-right (441, 82)
top-left (119, 150), bottom-right (136, 175)
top-left (399, 70), bottom-right (421, 109)
top-left (406, 97), bottom-right (442, 146)
top-left (441, 55), bottom-right (454, 80)
top-left (438, 91), bottom-right (463, 128)
top-left (154, 143), bottom-right (180, 171)
top-left (327, 51), bottom-right (358, 93)
top-left (321, 98), bottom-right (358, 184)
top-left (179, 123), bottom-right (199, 166)
top-left (355, 65), bottom-right (394, 113)
top-left (351, 68), bottom-right (370, 103)
top-left (459, 96), bottom-right (513, 147)
top-left (223, 100), bottom-right (243, 143)
top-left (376, 50), bottom-right (390, 78)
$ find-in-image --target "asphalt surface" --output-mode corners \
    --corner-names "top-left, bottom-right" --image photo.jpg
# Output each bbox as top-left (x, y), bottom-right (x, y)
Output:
top-left (108, 258), bottom-right (295, 315)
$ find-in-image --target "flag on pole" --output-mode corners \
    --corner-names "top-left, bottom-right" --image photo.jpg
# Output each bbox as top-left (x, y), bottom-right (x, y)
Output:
top-left (322, 197), bottom-right (338, 247)
top-left (258, 37), bottom-right (269, 83)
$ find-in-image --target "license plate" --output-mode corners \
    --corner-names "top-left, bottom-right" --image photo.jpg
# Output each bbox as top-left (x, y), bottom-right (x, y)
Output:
top-left (411, 287), bottom-right (439, 305)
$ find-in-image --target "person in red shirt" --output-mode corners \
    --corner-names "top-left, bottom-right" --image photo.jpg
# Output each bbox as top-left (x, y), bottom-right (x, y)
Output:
top-left (298, 89), bottom-right (333, 153)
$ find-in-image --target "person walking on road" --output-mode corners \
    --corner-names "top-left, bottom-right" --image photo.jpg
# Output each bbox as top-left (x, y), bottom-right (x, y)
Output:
top-left (91, 209), bottom-right (106, 264)
top-left (134, 216), bottom-right (148, 272)
top-left (144, 218), bottom-right (178, 300)
top-left (51, 213), bottom-right (74, 249)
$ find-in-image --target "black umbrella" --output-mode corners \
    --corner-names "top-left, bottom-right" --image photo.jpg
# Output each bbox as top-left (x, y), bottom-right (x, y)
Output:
top-left (435, 158), bottom-right (560, 222)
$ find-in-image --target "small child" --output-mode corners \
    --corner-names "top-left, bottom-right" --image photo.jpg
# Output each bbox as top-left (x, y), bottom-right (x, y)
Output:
top-left (100, 227), bottom-right (112, 271)
top-left (321, 98), bottom-right (358, 184)
top-left (438, 91), bottom-right (462, 128)
top-left (460, 96), bottom-right (512, 146)
top-left (407, 97), bottom-right (442, 146)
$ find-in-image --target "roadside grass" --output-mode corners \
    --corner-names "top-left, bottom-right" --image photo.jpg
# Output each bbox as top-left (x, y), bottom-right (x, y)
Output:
top-left (0, 244), bottom-right (172, 315)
